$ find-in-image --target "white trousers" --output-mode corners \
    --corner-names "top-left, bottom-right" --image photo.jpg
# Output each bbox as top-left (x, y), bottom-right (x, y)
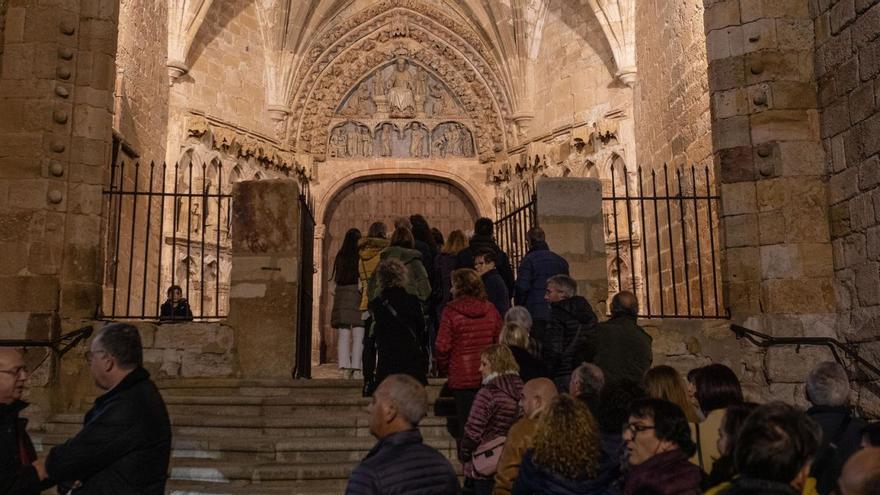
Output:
top-left (337, 326), bottom-right (364, 370)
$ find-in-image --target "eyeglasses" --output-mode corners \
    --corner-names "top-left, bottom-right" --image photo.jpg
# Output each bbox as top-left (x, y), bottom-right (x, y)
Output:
top-left (0, 366), bottom-right (28, 377)
top-left (624, 422), bottom-right (656, 435)
top-left (84, 350), bottom-right (107, 363)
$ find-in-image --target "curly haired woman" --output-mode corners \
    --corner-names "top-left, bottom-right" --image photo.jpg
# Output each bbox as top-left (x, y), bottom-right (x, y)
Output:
top-left (512, 394), bottom-right (615, 495)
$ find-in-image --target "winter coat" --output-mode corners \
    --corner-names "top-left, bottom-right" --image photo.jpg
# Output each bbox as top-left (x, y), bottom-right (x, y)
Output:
top-left (806, 405), bottom-right (867, 495)
top-left (358, 237), bottom-right (390, 310)
top-left (621, 449), bottom-right (702, 495)
top-left (0, 400), bottom-right (41, 495)
top-left (461, 373), bottom-right (524, 480)
top-left (331, 284), bottom-right (363, 328)
top-left (367, 246), bottom-right (432, 304)
top-left (482, 268), bottom-right (511, 319)
top-left (369, 287), bottom-right (428, 385)
top-left (509, 345), bottom-right (548, 382)
top-left (46, 367), bottom-right (171, 495)
top-left (434, 252), bottom-right (458, 307)
top-left (435, 296), bottom-right (503, 390)
top-left (415, 239), bottom-right (436, 289)
top-left (456, 234), bottom-right (515, 294)
top-left (705, 478), bottom-right (802, 495)
top-left (159, 299), bottom-right (193, 321)
top-left (512, 450), bottom-right (616, 495)
top-left (544, 296), bottom-right (598, 380)
top-left (584, 315), bottom-right (652, 385)
top-left (513, 241), bottom-right (569, 322)
top-left (494, 417), bottom-right (539, 495)
top-left (345, 429), bottom-right (460, 495)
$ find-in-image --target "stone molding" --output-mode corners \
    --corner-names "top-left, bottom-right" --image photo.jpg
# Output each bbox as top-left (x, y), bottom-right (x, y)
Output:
top-left (167, 0), bottom-right (215, 83)
top-left (586, 0), bottom-right (637, 87)
top-left (286, 4), bottom-right (512, 163)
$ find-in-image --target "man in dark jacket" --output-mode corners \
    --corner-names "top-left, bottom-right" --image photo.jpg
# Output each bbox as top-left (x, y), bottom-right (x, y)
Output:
top-left (456, 217), bottom-right (514, 293)
top-left (474, 249), bottom-right (510, 318)
top-left (346, 374), bottom-right (459, 494)
top-left (41, 323), bottom-right (172, 494)
top-left (584, 291), bottom-right (651, 386)
top-left (514, 227), bottom-right (569, 351)
top-left (0, 347), bottom-right (42, 495)
top-left (805, 361), bottom-right (868, 495)
top-left (543, 275), bottom-right (597, 391)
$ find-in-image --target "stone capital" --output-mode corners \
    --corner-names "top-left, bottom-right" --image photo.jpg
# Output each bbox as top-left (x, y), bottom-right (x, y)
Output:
top-left (616, 66), bottom-right (637, 87)
top-left (167, 60), bottom-right (189, 84)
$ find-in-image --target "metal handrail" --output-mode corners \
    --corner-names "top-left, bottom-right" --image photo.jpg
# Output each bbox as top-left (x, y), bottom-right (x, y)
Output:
top-left (730, 324), bottom-right (880, 379)
top-left (0, 325), bottom-right (94, 357)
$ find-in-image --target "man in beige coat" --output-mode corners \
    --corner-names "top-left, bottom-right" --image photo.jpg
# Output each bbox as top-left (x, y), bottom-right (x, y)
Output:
top-left (493, 378), bottom-right (558, 494)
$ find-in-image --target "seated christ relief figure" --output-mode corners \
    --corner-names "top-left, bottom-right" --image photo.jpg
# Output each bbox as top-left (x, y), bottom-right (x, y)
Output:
top-left (387, 59), bottom-right (415, 117)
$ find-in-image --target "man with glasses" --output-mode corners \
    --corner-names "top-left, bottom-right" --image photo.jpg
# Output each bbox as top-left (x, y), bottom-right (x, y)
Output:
top-left (35, 323), bottom-right (172, 494)
top-left (0, 347), bottom-right (42, 494)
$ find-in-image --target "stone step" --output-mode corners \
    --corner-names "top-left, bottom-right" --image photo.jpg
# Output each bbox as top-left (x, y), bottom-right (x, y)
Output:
top-left (166, 479), bottom-right (348, 495)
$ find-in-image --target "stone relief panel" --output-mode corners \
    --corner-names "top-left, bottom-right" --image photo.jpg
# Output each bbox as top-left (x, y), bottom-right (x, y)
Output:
top-left (326, 120), bottom-right (473, 159)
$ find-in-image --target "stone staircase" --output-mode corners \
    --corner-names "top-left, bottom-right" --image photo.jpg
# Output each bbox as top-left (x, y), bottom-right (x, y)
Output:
top-left (29, 378), bottom-right (459, 494)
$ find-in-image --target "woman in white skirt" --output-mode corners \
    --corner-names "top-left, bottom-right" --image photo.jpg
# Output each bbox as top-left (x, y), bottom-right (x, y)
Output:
top-left (331, 228), bottom-right (365, 379)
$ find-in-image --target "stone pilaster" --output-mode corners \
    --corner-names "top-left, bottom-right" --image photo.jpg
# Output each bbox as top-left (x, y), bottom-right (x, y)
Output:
top-left (536, 178), bottom-right (609, 314)
top-left (227, 179), bottom-right (302, 378)
top-left (705, 0), bottom-right (839, 396)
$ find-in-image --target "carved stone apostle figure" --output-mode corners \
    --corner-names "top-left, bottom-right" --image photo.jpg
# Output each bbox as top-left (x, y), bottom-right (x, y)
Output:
top-left (342, 83), bottom-right (373, 116)
top-left (380, 125), bottom-right (393, 157)
top-left (359, 127), bottom-right (373, 157)
top-left (429, 81), bottom-right (449, 116)
top-left (444, 125), bottom-right (461, 156)
top-left (409, 123), bottom-right (426, 158)
top-left (387, 59), bottom-right (416, 117)
top-left (330, 129), bottom-right (347, 158)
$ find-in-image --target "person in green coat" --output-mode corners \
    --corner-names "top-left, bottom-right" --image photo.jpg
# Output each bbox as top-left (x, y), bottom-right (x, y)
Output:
top-left (367, 227), bottom-right (431, 305)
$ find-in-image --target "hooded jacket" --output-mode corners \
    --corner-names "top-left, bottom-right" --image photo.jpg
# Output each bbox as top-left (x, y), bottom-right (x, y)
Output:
top-left (461, 373), bottom-right (524, 480)
top-left (366, 245), bottom-right (431, 305)
top-left (544, 296), bottom-right (598, 380)
top-left (514, 241), bottom-right (570, 322)
top-left (358, 237), bottom-right (390, 310)
top-left (435, 296), bottom-right (502, 389)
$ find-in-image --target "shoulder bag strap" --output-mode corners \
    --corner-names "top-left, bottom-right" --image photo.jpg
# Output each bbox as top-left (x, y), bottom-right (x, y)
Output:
top-left (695, 421), bottom-right (704, 472)
top-left (381, 298), bottom-right (425, 351)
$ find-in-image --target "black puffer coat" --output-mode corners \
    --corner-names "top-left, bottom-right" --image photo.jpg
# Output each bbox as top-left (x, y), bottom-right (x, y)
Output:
top-left (369, 287), bottom-right (428, 385)
top-left (544, 296), bottom-right (597, 380)
top-left (46, 367), bottom-right (172, 495)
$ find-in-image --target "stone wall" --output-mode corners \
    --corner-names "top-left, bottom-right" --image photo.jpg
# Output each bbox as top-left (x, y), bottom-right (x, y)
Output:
top-left (634, 0), bottom-right (713, 169)
top-left (816, 0), bottom-right (880, 347)
top-left (168, 0), bottom-right (272, 147)
top-left (0, 0), bottom-right (119, 342)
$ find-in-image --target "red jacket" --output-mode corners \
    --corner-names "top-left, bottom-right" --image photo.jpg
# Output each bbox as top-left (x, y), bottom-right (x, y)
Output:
top-left (435, 296), bottom-right (502, 389)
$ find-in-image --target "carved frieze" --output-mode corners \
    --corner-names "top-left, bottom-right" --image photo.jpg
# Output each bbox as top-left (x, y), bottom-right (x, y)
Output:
top-left (326, 119), bottom-right (473, 159)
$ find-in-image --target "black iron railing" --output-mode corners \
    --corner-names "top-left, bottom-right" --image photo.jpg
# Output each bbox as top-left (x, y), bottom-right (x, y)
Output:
top-left (604, 163), bottom-right (726, 318)
top-left (102, 161), bottom-right (233, 320)
top-left (495, 179), bottom-right (537, 274)
top-left (294, 181), bottom-right (316, 379)
top-left (0, 326), bottom-right (94, 372)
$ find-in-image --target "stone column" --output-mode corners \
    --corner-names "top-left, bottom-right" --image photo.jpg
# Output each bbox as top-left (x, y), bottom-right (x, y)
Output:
top-left (704, 0), bottom-right (839, 395)
top-left (0, 2), bottom-right (119, 338)
top-left (227, 179), bottom-right (302, 378)
top-left (536, 178), bottom-right (609, 314)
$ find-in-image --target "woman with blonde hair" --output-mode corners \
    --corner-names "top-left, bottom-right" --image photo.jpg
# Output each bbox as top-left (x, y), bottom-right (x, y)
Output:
top-left (434, 229), bottom-right (468, 312)
top-left (644, 366), bottom-right (701, 423)
top-left (460, 344), bottom-right (523, 495)
top-left (500, 322), bottom-right (547, 382)
top-left (512, 394), bottom-right (614, 494)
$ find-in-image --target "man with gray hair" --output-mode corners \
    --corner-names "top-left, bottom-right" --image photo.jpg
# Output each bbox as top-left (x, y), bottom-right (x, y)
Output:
top-left (0, 347), bottom-right (43, 494)
top-left (37, 323), bottom-right (172, 494)
top-left (570, 362), bottom-right (605, 407)
top-left (544, 274), bottom-right (597, 392)
top-left (805, 361), bottom-right (867, 494)
top-left (346, 374), bottom-right (458, 494)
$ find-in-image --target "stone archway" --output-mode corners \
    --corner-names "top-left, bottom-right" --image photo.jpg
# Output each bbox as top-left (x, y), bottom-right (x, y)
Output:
top-left (317, 176), bottom-right (478, 364)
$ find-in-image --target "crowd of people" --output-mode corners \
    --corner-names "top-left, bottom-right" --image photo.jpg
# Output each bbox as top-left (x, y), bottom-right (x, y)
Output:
top-left (332, 215), bottom-right (880, 495)
top-left (1, 214), bottom-right (878, 494)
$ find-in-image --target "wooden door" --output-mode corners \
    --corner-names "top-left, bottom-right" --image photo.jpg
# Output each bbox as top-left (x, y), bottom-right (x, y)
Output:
top-left (320, 178), bottom-right (478, 363)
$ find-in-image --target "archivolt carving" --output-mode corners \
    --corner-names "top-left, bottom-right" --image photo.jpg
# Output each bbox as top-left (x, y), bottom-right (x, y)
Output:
top-left (287, 4), bottom-right (511, 163)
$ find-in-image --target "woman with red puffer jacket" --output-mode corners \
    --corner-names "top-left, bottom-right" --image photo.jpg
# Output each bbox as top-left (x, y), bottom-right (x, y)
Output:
top-left (435, 268), bottom-right (503, 442)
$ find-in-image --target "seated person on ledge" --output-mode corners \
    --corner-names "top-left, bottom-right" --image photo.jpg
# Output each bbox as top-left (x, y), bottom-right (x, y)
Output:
top-left (159, 285), bottom-right (193, 322)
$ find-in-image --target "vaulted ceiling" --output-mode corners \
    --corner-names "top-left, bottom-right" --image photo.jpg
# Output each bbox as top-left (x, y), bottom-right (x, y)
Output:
top-left (166, 0), bottom-right (636, 153)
